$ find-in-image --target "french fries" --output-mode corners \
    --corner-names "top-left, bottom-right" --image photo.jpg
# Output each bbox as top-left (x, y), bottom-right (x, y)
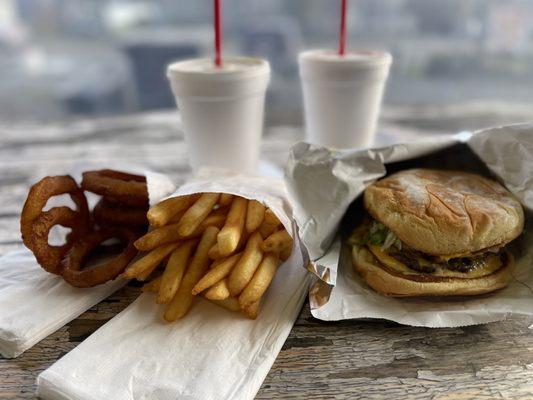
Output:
top-left (228, 232), bottom-right (264, 296)
top-left (258, 209), bottom-right (281, 239)
top-left (261, 230), bottom-right (293, 254)
top-left (134, 224), bottom-right (181, 251)
top-left (190, 209), bottom-right (227, 236)
top-left (192, 252), bottom-right (241, 295)
top-left (280, 245), bottom-right (292, 262)
top-left (239, 254), bottom-right (280, 307)
top-left (246, 200), bottom-right (265, 233)
top-left (177, 193), bottom-right (220, 237)
top-left (135, 209), bottom-right (227, 251)
top-left (164, 226), bottom-right (219, 321)
top-left (208, 243), bottom-right (223, 260)
top-left (147, 194), bottom-right (199, 227)
top-left (209, 226), bottom-right (249, 260)
top-left (208, 296), bottom-right (241, 312)
top-left (217, 196), bottom-right (247, 256)
top-left (123, 242), bottom-right (179, 280)
top-left (125, 191), bottom-right (291, 322)
top-left (219, 193), bottom-right (234, 207)
top-left (242, 299), bottom-right (261, 320)
top-left (204, 279), bottom-right (231, 300)
top-left (157, 239), bottom-right (197, 304)
top-left (264, 208), bottom-right (281, 226)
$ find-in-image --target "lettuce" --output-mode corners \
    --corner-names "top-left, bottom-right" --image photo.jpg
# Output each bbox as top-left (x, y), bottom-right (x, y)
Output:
top-left (349, 220), bottom-right (402, 251)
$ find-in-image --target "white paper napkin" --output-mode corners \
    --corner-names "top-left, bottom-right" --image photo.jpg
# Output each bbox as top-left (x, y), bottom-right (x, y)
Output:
top-left (37, 239), bottom-right (310, 400)
top-left (0, 250), bottom-right (126, 358)
top-left (0, 168), bottom-right (175, 358)
top-left (286, 123), bottom-right (533, 327)
top-left (37, 170), bottom-right (311, 400)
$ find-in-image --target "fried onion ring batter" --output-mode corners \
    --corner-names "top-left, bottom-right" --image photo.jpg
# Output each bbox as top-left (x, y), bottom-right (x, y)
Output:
top-left (61, 228), bottom-right (139, 287)
top-left (20, 176), bottom-right (90, 274)
top-left (93, 198), bottom-right (148, 228)
top-left (81, 170), bottom-right (148, 207)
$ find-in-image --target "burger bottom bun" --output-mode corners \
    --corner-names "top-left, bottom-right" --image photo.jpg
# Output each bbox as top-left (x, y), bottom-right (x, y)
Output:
top-left (352, 246), bottom-right (513, 297)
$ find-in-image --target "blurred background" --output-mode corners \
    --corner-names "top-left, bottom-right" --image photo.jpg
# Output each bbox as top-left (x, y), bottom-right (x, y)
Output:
top-left (1, 0), bottom-right (533, 131)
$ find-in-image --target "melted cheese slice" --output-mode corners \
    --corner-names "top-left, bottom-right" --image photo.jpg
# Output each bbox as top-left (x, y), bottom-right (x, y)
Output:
top-left (368, 245), bottom-right (503, 279)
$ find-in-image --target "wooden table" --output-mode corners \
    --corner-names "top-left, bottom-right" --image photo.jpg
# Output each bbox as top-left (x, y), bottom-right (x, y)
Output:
top-left (1, 111), bottom-right (532, 399)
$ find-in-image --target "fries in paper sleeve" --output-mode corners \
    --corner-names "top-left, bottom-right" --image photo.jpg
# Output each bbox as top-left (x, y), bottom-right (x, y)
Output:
top-left (123, 192), bottom-right (293, 321)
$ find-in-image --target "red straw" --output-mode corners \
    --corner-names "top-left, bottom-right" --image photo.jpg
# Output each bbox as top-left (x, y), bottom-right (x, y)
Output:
top-left (338, 0), bottom-right (347, 55)
top-left (214, 0), bottom-right (222, 67)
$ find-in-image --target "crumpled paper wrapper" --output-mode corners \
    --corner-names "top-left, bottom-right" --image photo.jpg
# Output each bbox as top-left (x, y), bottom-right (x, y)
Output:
top-left (37, 169), bottom-right (310, 400)
top-left (0, 164), bottom-right (175, 358)
top-left (285, 123), bottom-right (533, 327)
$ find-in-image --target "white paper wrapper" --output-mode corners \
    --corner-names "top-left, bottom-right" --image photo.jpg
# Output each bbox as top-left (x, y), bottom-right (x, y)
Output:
top-left (37, 170), bottom-right (310, 400)
top-left (0, 166), bottom-right (175, 358)
top-left (286, 123), bottom-right (533, 327)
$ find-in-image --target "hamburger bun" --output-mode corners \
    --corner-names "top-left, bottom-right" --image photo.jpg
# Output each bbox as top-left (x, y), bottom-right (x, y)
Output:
top-left (352, 246), bottom-right (513, 297)
top-left (364, 169), bottom-right (524, 256)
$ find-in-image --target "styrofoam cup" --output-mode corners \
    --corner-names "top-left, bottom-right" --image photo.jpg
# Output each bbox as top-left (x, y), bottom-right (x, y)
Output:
top-left (167, 57), bottom-right (270, 171)
top-left (299, 49), bottom-right (392, 149)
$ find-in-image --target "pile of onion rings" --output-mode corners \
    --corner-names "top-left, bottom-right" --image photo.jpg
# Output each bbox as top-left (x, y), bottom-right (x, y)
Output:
top-left (20, 169), bottom-right (150, 287)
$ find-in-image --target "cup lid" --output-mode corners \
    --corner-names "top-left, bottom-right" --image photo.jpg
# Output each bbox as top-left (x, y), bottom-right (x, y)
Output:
top-left (299, 49), bottom-right (392, 68)
top-left (167, 57), bottom-right (270, 82)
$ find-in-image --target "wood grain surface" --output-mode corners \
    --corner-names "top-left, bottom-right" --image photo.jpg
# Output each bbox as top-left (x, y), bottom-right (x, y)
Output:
top-left (0, 111), bottom-right (532, 399)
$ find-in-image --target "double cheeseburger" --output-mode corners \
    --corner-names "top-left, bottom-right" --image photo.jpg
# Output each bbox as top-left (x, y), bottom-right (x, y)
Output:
top-left (350, 169), bottom-right (524, 297)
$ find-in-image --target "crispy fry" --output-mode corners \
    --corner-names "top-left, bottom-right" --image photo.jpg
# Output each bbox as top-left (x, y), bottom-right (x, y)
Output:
top-left (123, 242), bottom-right (179, 280)
top-left (157, 239), bottom-right (197, 304)
top-left (135, 209), bottom-right (226, 251)
top-left (167, 208), bottom-right (187, 224)
top-left (168, 195), bottom-right (228, 227)
top-left (245, 200), bottom-right (265, 233)
top-left (258, 209), bottom-right (281, 238)
top-left (228, 232), bottom-right (263, 296)
top-left (141, 275), bottom-right (162, 293)
top-left (209, 257), bottom-right (225, 269)
top-left (134, 224), bottom-right (180, 251)
top-left (204, 278), bottom-right (231, 300)
top-left (242, 299), bottom-right (260, 319)
top-left (192, 252), bottom-right (241, 295)
top-left (147, 194), bottom-right (199, 227)
top-left (208, 243), bottom-right (223, 260)
top-left (177, 193), bottom-right (220, 237)
top-left (280, 245), bottom-right (292, 261)
top-left (210, 225), bottom-right (250, 260)
top-left (219, 193), bottom-right (234, 207)
top-left (164, 226), bottom-right (219, 321)
top-left (207, 296), bottom-right (240, 312)
top-left (137, 260), bottom-right (164, 281)
top-left (239, 254), bottom-right (280, 307)
top-left (261, 229), bottom-right (293, 253)
top-left (264, 208), bottom-right (281, 226)
top-left (258, 221), bottom-right (278, 239)
top-left (217, 196), bottom-right (247, 256)
top-left (237, 229), bottom-right (250, 249)
top-left (190, 209), bottom-right (227, 236)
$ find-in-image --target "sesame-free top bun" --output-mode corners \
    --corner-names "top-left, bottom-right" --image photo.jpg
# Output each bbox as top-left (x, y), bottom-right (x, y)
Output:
top-left (352, 246), bottom-right (513, 297)
top-left (364, 169), bottom-right (524, 256)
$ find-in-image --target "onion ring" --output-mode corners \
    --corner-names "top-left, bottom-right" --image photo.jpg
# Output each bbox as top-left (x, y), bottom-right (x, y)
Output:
top-left (61, 228), bottom-right (139, 287)
top-left (27, 207), bottom-right (84, 274)
top-left (20, 176), bottom-right (90, 274)
top-left (93, 198), bottom-right (148, 228)
top-left (81, 170), bottom-right (148, 207)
